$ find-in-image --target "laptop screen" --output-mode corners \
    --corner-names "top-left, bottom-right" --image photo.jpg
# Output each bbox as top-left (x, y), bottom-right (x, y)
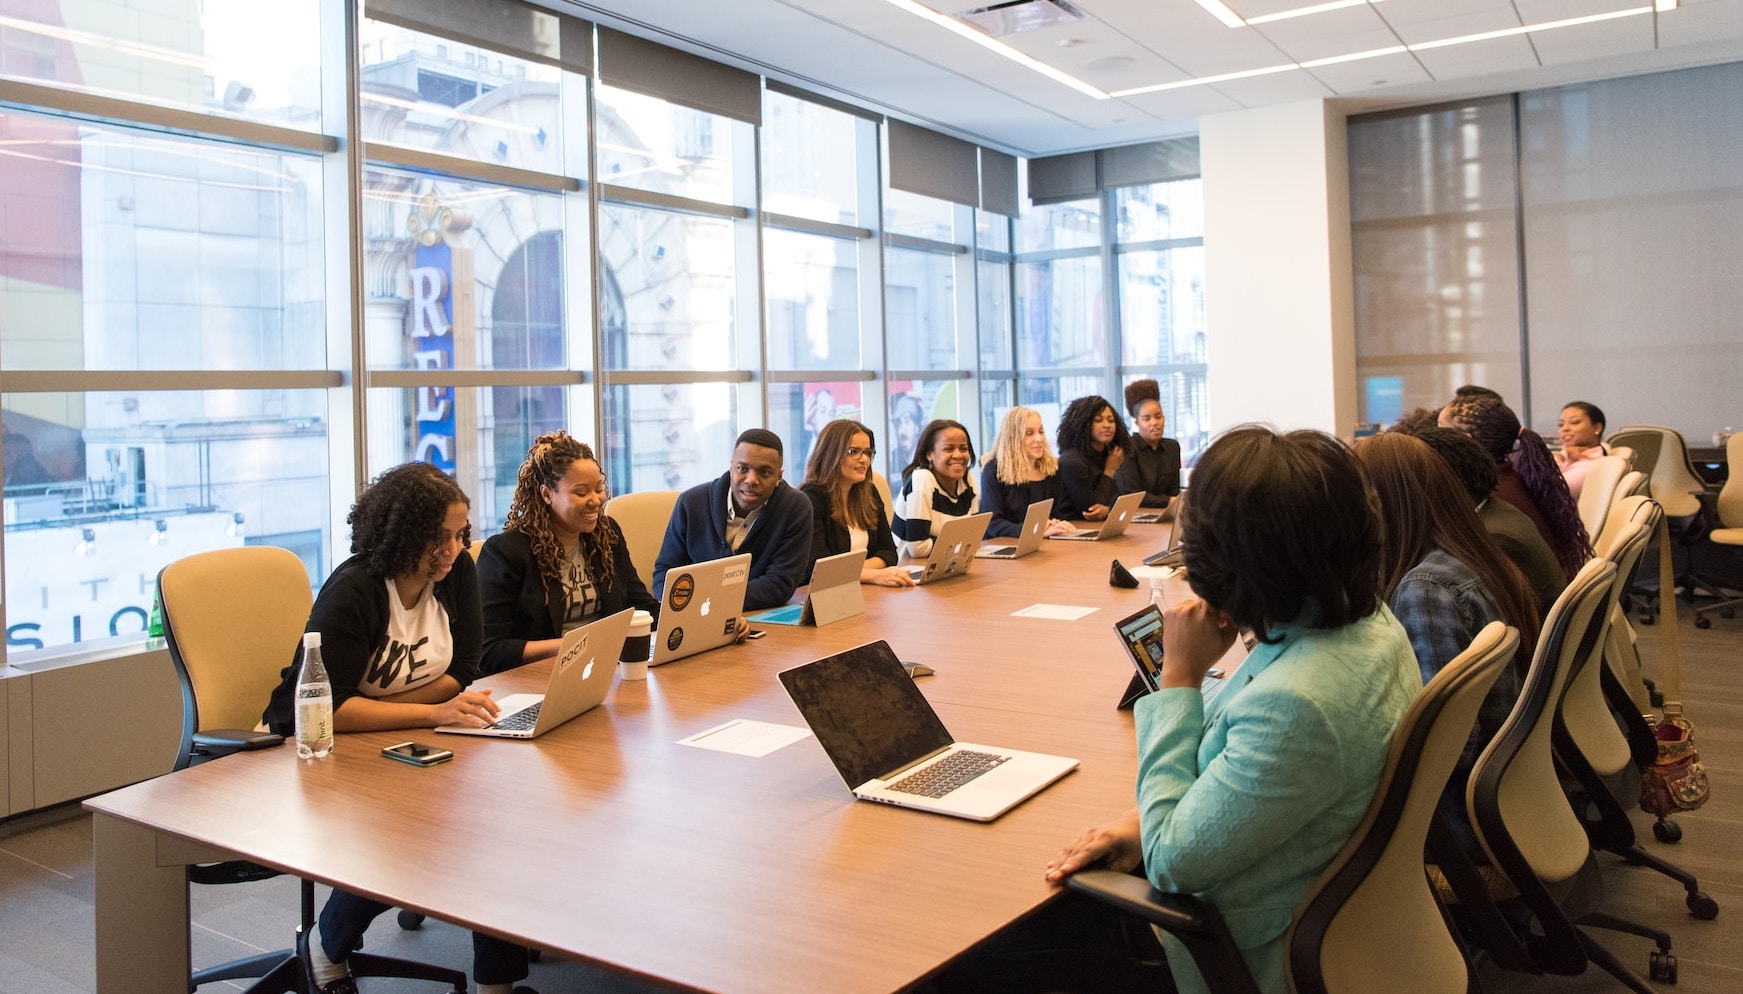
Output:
top-left (779, 641), bottom-right (954, 789)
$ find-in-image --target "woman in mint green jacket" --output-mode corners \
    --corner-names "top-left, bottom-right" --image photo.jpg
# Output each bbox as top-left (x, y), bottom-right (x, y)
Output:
top-left (1043, 427), bottom-right (1423, 994)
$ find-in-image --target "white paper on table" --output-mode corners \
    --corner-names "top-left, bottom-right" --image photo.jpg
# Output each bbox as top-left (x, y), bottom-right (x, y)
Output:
top-left (678, 719), bottom-right (813, 757)
top-left (1010, 603), bottom-right (1099, 621)
top-left (1127, 565), bottom-right (1179, 582)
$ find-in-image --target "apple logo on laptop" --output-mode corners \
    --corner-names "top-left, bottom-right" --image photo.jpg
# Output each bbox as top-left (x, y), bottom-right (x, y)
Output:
top-left (581, 659), bottom-right (595, 680)
top-left (700, 596), bottom-right (712, 617)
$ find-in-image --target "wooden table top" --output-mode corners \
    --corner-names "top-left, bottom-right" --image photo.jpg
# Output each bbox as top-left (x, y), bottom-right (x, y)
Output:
top-left (88, 524), bottom-right (1210, 994)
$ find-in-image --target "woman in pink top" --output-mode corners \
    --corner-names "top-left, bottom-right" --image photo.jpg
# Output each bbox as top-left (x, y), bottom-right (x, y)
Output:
top-left (1555, 401), bottom-right (1607, 499)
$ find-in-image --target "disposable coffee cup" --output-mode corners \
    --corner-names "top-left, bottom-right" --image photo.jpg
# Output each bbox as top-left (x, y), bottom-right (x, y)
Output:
top-left (619, 609), bottom-right (654, 679)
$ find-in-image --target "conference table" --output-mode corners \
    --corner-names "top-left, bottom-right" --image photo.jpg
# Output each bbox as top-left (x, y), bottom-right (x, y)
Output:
top-left (88, 522), bottom-right (1227, 994)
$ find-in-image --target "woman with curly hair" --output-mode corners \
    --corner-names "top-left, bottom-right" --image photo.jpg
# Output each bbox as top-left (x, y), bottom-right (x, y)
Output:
top-left (802, 419), bottom-right (915, 587)
top-left (1114, 378), bottom-right (1181, 513)
top-left (477, 431), bottom-right (659, 675)
top-left (1055, 394), bottom-right (1130, 521)
top-left (1441, 395), bottom-right (1591, 579)
top-left (980, 406), bottom-right (1075, 539)
top-left (261, 462), bottom-right (535, 994)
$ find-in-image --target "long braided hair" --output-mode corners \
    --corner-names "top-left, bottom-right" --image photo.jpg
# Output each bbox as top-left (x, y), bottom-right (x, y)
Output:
top-left (502, 431), bottom-right (620, 599)
top-left (1442, 397), bottom-right (1591, 578)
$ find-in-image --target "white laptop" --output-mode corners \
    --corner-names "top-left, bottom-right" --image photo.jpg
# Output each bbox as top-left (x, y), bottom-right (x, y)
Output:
top-left (1049, 491), bottom-right (1145, 542)
top-left (436, 608), bottom-right (633, 739)
top-left (803, 549), bottom-right (867, 626)
top-left (975, 498), bottom-right (1052, 559)
top-left (779, 640), bottom-right (1078, 821)
top-left (651, 553), bottom-right (753, 666)
top-left (904, 512), bottom-right (993, 584)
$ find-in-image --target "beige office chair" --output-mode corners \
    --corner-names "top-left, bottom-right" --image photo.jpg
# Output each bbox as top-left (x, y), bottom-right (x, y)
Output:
top-left (607, 489), bottom-right (680, 589)
top-left (872, 470), bottom-right (896, 531)
top-left (1606, 426), bottom-right (1704, 520)
top-left (159, 547), bottom-right (467, 994)
top-left (1576, 455), bottom-right (1629, 544)
top-left (1691, 431), bottom-right (1743, 629)
top-left (1070, 623), bottom-right (1520, 994)
top-left (1464, 559), bottom-right (1679, 990)
top-left (1608, 445), bottom-right (1635, 470)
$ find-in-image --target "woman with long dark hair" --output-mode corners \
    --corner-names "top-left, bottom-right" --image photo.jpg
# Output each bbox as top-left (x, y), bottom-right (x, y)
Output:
top-left (1054, 395), bottom-right (1130, 521)
top-left (1441, 395), bottom-right (1591, 579)
top-left (802, 419), bottom-right (915, 587)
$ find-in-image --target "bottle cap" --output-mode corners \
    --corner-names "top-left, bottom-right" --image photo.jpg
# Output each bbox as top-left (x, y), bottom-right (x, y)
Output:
top-left (303, 632), bottom-right (321, 649)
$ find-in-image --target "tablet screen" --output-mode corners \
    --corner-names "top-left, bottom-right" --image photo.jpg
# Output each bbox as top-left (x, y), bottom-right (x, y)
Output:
top-left (1113, 604), bottom-right (1165, 692)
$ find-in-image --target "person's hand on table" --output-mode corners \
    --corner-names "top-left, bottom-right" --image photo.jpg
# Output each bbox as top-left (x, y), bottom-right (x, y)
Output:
top-left (1044, 518), bottom-right (1077, 537)
top-left (1044, 808), bottom-right (1143, 883)
top-left (1159, 596), bottom-right (1237, 690)
top-left (432, 688), bottom-right (498, 727)
top-left (1082, 503), bottom-right (1111, 521)
top-left (863, 565), bottom-right (918, 588)
top-left (732, 615), bottom-right (752, 643)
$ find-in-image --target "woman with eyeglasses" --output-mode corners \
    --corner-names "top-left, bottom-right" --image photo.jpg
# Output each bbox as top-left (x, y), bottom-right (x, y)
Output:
top-left (802, 419), bottom-right (916, 588)
top-left (476, 430), bottom-right (659, 676)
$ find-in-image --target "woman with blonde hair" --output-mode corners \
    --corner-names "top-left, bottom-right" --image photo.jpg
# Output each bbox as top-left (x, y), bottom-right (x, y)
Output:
top-left (979, 406), bottom-right (1073, 539)
top-left (476, 431), bottom-right (658, 675)
top-left (802, 419), bottom-right (915, 587)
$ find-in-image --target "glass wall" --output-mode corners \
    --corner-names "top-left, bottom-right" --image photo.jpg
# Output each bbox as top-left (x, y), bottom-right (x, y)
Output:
top-left (0, 1), bottom-right (1210, 659)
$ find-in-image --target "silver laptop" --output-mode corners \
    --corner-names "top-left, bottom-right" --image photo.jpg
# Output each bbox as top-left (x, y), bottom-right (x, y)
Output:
top-left (804, 549), bottom-right (866, 626)
top-left (651, 552), bottom-right (752, 666)
top-left (904, 512), bottom-right (992, 584)
top-left (975, 498), bottom-right (1052, 559)
top-left (779, 640), bottom-right (1078, 821)
top-left (436, 608), bottom-right (633, 739)
top-left (1049, 491), bottom-right (1145, 542)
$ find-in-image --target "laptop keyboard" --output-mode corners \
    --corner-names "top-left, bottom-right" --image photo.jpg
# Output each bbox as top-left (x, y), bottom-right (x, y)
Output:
top-left (885, 749), bottom-right (1009, 798)
top-left (491, 702), bottom-right (541, 732)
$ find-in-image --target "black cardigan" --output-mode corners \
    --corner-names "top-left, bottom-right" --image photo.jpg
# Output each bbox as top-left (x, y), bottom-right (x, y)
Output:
top-left (475, 523), bottom-right (659, 676)
top-left (801, 482), bottom-right (898, 576)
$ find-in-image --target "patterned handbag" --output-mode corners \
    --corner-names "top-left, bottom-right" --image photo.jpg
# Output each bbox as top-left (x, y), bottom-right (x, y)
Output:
top-left (1640, 710), bottom-right (1710, 815)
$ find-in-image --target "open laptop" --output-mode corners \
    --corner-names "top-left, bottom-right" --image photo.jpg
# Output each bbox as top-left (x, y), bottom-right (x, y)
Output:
top-left (436, 608), bottom-right (633, 739)
top-left (904, 512), bottom-right (992, 584)
top-left (975, 498), bottom-right (1052, 559)
top-left (1048, 491), bottom-right (1145, 542)
top-left (779, 640), bottom-right (1078, 821)
top-left (803, 549), bottom-right (866, 626)
top-left (651, 552), bottom-right (752, 666)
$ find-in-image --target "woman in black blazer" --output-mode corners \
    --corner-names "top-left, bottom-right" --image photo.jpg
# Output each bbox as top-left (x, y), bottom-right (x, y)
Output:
top-left (801, 419), bottom-right (915, 588)
top-left (477, 432), bottom-right (659, 676)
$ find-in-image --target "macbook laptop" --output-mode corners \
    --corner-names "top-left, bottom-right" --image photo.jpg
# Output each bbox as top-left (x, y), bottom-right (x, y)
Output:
top-left (1049, 491), bottom-right (1145, 542)
top-left (436, 608), bottom-right (633, 739)
top-left (904, 512), bottom-right (993, 584)
top-left (779, 640), bottom-right (1078, 821)
top-left (803, 549), bottom-right (867, 626)
top-left (651, 552), bottom-right (753, 666)
top-left (975, 498), bottom-right (1053, 559)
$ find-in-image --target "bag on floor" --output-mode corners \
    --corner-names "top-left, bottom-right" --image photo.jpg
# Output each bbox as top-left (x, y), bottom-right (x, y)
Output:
top-left (1640, 713), bottom-right (1709, 815)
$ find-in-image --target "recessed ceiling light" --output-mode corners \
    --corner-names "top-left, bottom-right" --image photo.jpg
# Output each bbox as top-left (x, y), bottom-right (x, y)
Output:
top-left (1192, 0), bottom-right (1246, 28)
top-left (1082, 55), bottom-right (1135, 72)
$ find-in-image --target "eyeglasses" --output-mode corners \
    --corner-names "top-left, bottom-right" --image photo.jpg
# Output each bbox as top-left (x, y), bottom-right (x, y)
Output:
top-left (845, 446), bottom-right (876, 460)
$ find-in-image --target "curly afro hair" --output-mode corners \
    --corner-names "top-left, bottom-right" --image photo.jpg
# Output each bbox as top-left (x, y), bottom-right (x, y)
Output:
top-left (348, 462), bottom-right (471, 580)
top-left (1123, 378), bottom-right (1161, 418)
top-left (1055, 395), bottom-right (1130, 456)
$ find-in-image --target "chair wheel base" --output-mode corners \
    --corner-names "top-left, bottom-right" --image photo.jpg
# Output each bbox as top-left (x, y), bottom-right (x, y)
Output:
top-left (397, 909), bottom-right (426, 930)
top-left (1654, 819), bottom-right (1684, 844)
top-left (1650, 950), bottom-right (1678, 984)
top-left (1688, 892), bottom-right (1719, 920)
top-left (1694, 616), bottom-right (1712, 629)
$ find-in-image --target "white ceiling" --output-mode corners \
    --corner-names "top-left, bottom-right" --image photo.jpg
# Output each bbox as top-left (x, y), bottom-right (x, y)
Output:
top-left (552, 0), bottom-right (1743, 156)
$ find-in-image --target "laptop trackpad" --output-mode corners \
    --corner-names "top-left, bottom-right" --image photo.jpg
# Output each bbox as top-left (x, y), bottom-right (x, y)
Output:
top-left (959, 769), bottom-right (1044, 797)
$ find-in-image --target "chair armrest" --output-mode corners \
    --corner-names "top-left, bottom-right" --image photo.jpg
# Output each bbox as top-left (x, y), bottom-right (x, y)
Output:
top-left (1066, 870), bottom-right (1261, 994)
top-left (193, 729), bottom-right (285, 760)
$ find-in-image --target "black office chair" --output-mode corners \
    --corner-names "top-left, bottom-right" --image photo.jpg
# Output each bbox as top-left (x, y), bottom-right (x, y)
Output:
top-left (159, 547), bottom-right (466, 994)
top-left (1069, 622), bottom-right (1520, 994)
top-left (1463, 559), bottom-right (1678, 991)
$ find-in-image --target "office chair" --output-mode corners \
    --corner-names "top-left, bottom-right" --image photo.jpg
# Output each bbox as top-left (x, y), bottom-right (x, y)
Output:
top-left (159, 547), bottom-right (467, 994)
top-left (1691, 431), bottom-right (1743, 629)
top-left (1464, 559), bottom-right (1678, 991)
top-left (606, 489), bottom-right (680, 589)
top-left (1607, 426), bottom-right (1710, 624)
top-left (1575, 455), bottom-right (1629, 546)
top-left (1069, 622), bottom-right (1520, 994)
top-left (872, 470), bottom-right (896, 532)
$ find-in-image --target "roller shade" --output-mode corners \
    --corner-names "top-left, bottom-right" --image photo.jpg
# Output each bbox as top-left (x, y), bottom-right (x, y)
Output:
top-left (597, 28), bottom-right (761, 125)
top-left (364, 0), bottom-right (583, 73)
top-left (979, 148), bottom-right (1019, 217)
top-left (888, 119), bottom-right (979, 207)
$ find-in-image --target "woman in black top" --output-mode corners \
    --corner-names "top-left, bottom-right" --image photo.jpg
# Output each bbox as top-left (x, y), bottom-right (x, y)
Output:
top-left (979, 406), bottom-right (1075, 540)
top-left (476, 431), bottom-right (659, 676)
top-left (801, 419), bottom-right (915, 587)
top-left (1054, 395), bottom-right (1129, 521)
top-left (1115, 378), bottom-right (1181, 512)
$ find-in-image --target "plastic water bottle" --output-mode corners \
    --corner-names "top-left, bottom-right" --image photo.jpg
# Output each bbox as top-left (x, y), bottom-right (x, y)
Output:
top-left (295, 632), bottom-right (334, 760)
top-left (1149, 577), bottom-right (1167, 611)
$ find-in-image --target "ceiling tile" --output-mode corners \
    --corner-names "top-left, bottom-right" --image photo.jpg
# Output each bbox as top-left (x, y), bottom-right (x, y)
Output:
top-left (1208, 68), bottom-right (1339, 105)
top-left (1528, 18), bottom-right (1658, 67)
top-left (1305, 51), bottom-right (1434, 92)
top-left (1411, 35), bottom-right (1542, 77)
top-left (1247, 7), bottom-right (1402, 63)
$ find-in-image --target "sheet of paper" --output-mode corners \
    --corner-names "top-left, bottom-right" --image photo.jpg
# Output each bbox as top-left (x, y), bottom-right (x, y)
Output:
top-left (1127, 565), bottom-right (1179, 582)
top-left (1011, 603), bottom-right (1099, 621)
top-left (678, 719), bottom-right (812, 757)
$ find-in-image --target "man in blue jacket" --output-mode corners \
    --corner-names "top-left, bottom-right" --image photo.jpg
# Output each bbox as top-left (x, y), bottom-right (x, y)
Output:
top-left (654, 428), bottom-right (814, 612)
